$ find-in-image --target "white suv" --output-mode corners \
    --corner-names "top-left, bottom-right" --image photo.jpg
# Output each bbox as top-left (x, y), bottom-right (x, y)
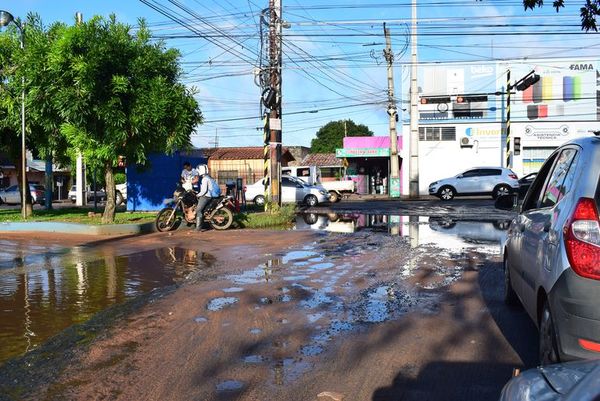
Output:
top-left (429, 167), bottom-right (520, 200)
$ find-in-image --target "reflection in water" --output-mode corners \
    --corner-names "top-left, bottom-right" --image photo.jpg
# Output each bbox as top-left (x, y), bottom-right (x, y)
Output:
top-left (0, 246), bottom-right (209, 365)
top-left (296, 213), bottom-right (510, 252)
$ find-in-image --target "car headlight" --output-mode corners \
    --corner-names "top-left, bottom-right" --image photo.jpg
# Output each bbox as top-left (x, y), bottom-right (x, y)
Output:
top-left (320, 190), bottom-right (328, 195)
top-left (430, 181), bottom-right (438, 187)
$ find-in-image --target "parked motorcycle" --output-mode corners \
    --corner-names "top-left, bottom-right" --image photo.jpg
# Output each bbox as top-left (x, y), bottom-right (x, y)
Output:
top-left (155, 185), bottom-right (234, 232)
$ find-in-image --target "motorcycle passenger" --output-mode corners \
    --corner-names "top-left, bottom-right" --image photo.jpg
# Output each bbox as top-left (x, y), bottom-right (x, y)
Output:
top-left (195, 164), bottom-right (221, 231)
top-left (181, 162), bottom-right (200, 191)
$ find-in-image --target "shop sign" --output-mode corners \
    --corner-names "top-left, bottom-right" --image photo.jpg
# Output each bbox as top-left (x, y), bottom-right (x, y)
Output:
top-left (524, 124), bottom-right (570, 140)
top-left (335, 148), bottom-right (390, 158)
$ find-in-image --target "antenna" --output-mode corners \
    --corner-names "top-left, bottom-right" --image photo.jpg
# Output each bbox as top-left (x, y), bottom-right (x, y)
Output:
top-left (208, 128), bottom-right (219, 148)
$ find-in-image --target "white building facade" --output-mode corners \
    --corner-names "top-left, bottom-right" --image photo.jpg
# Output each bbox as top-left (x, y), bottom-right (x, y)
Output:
top-left (401, 58), bottom-right (600, 195)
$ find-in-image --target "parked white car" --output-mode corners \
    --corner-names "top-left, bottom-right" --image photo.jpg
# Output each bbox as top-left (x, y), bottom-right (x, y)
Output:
top-left (245, 176), bottom-right (328, 207)
top-left (428, 166), bottom-right (520, 200)
top-left (0, 184), bottom-right (45, 205)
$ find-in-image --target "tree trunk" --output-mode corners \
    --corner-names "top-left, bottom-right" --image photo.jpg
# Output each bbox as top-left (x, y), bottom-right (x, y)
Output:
top-left (15, 156), bottom-right (33, 218)
top-left (102, 163), bottom-right (116, 224)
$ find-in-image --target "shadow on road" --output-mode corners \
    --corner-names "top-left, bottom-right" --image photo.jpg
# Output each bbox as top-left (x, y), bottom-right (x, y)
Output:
top-left (372, 361), bottom-right (516, 401)
top-left (478, 260), bottom-right (539, 368)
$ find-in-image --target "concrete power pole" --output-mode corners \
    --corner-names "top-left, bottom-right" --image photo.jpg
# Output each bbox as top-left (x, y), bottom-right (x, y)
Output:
top-left (409, 0), bottom-right (419, 198)
top-left (75, 11), bottom-right (86, 206)
top-left (383, 23), bottom-right (400, 198)
top-left (505, 69), bottom-right (511, 168)
top-left (268, 0), bottom-right (282, 207)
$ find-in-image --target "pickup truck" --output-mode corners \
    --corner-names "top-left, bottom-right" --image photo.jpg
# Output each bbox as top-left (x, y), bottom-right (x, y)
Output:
top-left (321, 180), bottom-right (355, 202)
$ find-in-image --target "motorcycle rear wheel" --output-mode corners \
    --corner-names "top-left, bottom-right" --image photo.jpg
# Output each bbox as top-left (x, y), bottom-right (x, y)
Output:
top-left (156, 207), bottom-right (178, 232)
top-left (209, 207), bottom-right (233, 230)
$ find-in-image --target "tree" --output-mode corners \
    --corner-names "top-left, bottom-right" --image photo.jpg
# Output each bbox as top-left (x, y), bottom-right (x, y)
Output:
top-left (310, 119), bottom-right (373, 154)
top-left (518, 1), bottom-right (598, 31)
top-left (47, 16), bottom-right (202, 223)
top-left (0, 14), bottom-right (66, 217)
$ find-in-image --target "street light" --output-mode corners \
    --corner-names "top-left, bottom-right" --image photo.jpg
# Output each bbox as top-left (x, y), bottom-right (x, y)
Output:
top-left (0, 10), bottom-right (26, 218)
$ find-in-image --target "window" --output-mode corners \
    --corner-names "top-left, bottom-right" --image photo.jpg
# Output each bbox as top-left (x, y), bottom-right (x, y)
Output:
top-left (282, 177), bottom-right (299, 188)
top-left (540, 148), bottom-right (578, 208)
top-left (462, 170), bottom-right (480, 178)
top-left (479, 169), bottom-right (502, 176)
top-left (217, 170), bottom-right (238, 185)
top-left (297, 168), bottom-right (310, 177)
top-left (418, 126), bottom-right (456, 141)
top-left (321, 167), bottom-right (341, 179)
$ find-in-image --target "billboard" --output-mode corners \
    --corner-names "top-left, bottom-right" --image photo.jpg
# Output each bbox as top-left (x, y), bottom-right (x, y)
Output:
top-left (408, 59), bottom-right (599, 124)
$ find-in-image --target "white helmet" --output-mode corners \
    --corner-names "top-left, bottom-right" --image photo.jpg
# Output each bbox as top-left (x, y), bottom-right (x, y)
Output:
top-left (196, 164), bottom-right (208, 176)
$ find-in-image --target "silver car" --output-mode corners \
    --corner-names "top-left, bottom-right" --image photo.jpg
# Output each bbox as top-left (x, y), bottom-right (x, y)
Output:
top-left (429, 166), bottom-right (520, 200)
top-left (245, 176), bottom-right (329, 207)
top-left (499, 134), bottom-right (600, 364)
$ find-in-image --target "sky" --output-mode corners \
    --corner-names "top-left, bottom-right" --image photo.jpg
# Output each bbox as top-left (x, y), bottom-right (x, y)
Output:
top-left (3, 0), bottom-right (600, 149)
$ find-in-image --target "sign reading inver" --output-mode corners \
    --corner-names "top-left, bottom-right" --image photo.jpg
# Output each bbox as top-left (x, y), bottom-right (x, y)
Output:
top-left (335, 148), bottom-right (390, 158)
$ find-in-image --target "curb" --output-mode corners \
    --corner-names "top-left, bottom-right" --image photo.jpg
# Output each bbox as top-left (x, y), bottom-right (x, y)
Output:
top-left (0, 221), bottom-right (157, 236)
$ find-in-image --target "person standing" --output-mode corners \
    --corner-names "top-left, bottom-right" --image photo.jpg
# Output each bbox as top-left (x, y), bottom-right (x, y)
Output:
top-left (181, 162), bottom-right (199, 191)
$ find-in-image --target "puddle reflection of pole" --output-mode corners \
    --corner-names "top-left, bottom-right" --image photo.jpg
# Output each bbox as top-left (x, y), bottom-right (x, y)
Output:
top-left (16, 257), bottom-right (34, 352)
top-left (409, 215), bottom-right (419, 249)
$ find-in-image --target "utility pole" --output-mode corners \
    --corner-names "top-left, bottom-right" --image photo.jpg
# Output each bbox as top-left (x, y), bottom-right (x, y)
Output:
top-left (409, 0), bottom-right (419, 198)
top-left (383, 23), bottom-right (400, 198)
top-left (75, 11), bottom-right (86, 207)
top-left (505, 69), bottom-right (511, 168)
top-left (268, 0), bottom-right (282, 207)
top-left (344, 120), bottom-right (348, 137)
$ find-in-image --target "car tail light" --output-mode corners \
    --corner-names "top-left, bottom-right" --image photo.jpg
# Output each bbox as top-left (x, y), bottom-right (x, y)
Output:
top-left (508, 174), bottom-right (518, 180)
top-left (564, 198), bottom-right (600, 280)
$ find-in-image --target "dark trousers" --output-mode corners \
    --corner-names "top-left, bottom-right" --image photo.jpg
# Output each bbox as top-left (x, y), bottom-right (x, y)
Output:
top-left (196, 197), bottom-right (211, 229)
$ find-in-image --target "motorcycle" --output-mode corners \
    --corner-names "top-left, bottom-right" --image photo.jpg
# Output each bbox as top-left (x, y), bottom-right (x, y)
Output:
top-left (155, 184), bottom-right (235, 232)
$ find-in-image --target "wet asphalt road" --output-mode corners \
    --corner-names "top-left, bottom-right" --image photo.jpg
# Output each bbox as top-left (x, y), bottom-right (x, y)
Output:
top-left (0, 201), bottom-right (539, 401)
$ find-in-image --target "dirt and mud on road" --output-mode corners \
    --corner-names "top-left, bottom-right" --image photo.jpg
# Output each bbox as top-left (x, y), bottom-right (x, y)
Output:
top-left (0, 211), bottom-right (538, 401)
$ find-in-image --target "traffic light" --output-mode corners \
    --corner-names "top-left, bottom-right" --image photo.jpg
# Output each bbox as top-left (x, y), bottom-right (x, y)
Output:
top-left (515, 74), bottom-right (540, 91)
top-left (514, 137), bottom-right (521, 155)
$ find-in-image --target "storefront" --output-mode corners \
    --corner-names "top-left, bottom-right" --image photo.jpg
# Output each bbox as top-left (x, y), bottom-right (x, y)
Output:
top-left (401, 57), bottom-right (600, 195)
top-left (336, 136), bottom-right (402, 195)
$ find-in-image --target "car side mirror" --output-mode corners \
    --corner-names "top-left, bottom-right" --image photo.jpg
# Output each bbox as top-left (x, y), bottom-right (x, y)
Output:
top-left (457, 174), bottom-right (463, 179)
top-left (296, 184), bottom-right (304, 189)
top-left (495, 194), bottom-right (517, 211)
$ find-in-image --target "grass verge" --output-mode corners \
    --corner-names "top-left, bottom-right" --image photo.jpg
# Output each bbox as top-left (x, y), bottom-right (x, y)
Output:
top-left (0, 208), bottom-right (156, 225)
top-left (234, 204), bottom-right (296, 229)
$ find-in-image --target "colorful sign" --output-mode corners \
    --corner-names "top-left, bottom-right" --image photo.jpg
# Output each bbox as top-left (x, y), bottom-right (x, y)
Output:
top-left (336, 148), bottom-right (390, 158)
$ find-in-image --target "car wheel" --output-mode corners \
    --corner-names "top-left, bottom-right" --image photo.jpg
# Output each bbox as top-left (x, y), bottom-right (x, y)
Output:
top-left (438, 186), bottom-right (455, 201)
top-left (328, 191), bottom-right (339, 203)
top-left (116, 191), bottom-right (124, 205)
top-left (303, 213), bottom-right (319, 225)
top-left (503, 255), bottom-right (520, 307)
top-left (493, 184), bottom-right (511, 199)
top-left (304, 194), bottom-right (318, 207)
top-left (254, 195), bottom-right (265, 207)
top-left (539, 302), bottom-right (560, 365)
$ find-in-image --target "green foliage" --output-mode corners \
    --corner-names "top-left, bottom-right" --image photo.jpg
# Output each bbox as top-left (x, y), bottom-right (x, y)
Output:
top-left (47, 16), bottom-right (202, 170)
top-left (310, 119), bottom-right (373, 154)
top-left (114, 173), bottom-right (126, 185)
top-left (521, 0), bottom-right (599, 31)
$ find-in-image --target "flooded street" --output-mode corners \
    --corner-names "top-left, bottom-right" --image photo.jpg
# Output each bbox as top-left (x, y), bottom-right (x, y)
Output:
top-left (0, 243), bottom-right (211, 363)
top-left (0, 207), bottom-right (539, 401)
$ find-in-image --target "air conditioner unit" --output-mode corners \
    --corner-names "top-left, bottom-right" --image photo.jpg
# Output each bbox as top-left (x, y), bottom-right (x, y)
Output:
top-left (460, 136), bottom-right (474, 148)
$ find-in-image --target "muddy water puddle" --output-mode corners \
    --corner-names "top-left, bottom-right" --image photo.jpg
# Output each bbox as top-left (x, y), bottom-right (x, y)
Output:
top-left (0, 246), bottom-right (211, 365)
top-left (204, 215), bottom-right (510, 389)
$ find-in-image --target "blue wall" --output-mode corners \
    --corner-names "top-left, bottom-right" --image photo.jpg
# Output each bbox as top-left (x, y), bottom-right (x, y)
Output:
top-left (126, 151), bottom-right (206, 211)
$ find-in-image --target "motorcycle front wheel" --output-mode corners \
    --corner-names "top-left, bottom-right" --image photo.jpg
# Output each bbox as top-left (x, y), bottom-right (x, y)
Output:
top-left (156, 207), bottom-right (178, 232)
top-left (209, 207), bottom-right (233, 230)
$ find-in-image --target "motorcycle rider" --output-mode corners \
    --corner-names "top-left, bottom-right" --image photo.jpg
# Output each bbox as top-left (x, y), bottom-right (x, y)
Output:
top-left (195, 164), bottom-right (220, 231)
